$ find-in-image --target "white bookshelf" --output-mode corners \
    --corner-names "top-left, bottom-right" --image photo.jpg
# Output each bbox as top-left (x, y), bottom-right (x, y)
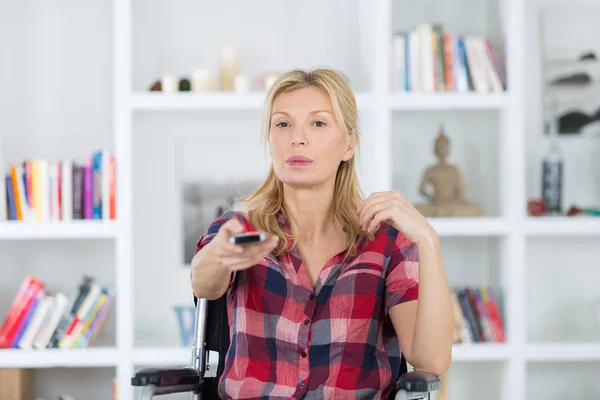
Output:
top-left (1, 0), bottom-right (599, 399)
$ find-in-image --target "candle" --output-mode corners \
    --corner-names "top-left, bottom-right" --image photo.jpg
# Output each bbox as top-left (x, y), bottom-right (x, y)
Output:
top-left (161, 74), bottom-right (179, 93)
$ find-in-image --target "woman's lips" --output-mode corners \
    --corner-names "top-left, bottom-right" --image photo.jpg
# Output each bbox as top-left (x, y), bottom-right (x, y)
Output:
top-left (285, 155), bottom-right (313, 166)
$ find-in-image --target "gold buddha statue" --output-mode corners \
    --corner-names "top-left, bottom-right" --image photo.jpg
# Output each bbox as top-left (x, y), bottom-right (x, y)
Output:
top-left (414, 126), bottom-right (482, 217)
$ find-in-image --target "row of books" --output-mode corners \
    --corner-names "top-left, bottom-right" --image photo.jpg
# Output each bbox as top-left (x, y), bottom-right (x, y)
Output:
top-left (392, 23), bottom-right (505, 93)
top-left (451, 285), bottom-right (505, 343)
top-left (0, 149), bottom-right (116, 222)
top-left (0, 275), bottom-right (114, 349)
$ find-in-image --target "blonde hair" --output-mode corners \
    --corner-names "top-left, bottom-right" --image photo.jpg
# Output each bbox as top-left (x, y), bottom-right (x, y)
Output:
top-left (240, 68), bottom-right (367, 257)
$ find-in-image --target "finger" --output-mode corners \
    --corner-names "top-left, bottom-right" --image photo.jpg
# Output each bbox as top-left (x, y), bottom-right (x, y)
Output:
top-left (367, 208), bottom-right (394, 233)
top-left (218, 255), bottom-right (247, 266)
top-left (218, 218), bottom-right (245, 237)
top-left (360, 198), bottom-right (391, 230)
top-left (239, 238), bottom-right (278, 257)
top-left (357, 192), bottom-right (381, 213)
top-left (225, 249), bottom-right (274, 272)
top-left (357, 190), bottom-right (396, 215)
top-left (215, 241), bottom-right (244, 256)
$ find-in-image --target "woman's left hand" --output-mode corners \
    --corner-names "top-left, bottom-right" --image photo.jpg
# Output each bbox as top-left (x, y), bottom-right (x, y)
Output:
top-left (357, 190), bottom-right (438, 245)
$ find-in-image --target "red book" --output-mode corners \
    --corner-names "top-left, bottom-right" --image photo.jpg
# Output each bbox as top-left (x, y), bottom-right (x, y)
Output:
top-left (0, 276), bottom-right (44, 348)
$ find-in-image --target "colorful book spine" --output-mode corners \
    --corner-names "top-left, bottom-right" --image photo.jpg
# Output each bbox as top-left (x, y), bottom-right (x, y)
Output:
top-left (1, 150), bottom-right (116, 221)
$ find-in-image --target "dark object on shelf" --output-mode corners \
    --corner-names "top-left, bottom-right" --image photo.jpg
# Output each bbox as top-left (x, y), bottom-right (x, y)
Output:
top-left (559, 111), bottom-right (594, 133)
top-left (549, 72), bottom-right (591, 86)
top-left (544, 109), bottom-right (600, 135)
top-left (579, 51), bottom-right (597, 61)
top-left (130, 294), bottom-right (442, 399)
top-left (150, 80), bottom-right (162, 91)
top-left (179, 78), bottom-right (191, 91)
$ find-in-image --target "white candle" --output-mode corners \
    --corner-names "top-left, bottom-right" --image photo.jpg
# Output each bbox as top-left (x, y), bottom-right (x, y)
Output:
top-left (192, 69), bottom-right (214, 92)
top-left (161, 74), bottom-right (179, 93)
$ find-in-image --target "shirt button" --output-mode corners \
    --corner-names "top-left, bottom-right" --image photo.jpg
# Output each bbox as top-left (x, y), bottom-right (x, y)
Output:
top-left (300, 351), bottom-right (307, 358)
top-left (309, 293), bottom-right (315, 300)
top-left (304, 319), bottom-right (310, 325)
top-left (298, 382), bottom-right (306, 390)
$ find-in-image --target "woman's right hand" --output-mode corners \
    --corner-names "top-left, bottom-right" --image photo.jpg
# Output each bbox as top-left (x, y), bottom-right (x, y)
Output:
top-left (211, 218), bottom-right (279, 272)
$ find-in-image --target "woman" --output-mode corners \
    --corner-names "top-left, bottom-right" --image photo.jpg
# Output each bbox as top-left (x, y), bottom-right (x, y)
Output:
top-left (190, 68), bottom-right (453, 399)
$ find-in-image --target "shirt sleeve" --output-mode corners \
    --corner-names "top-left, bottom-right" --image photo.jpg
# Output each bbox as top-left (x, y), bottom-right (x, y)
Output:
top-left (190, 210), bottom-right (243, 294)
top-left (384, 233), bottom-right (420, 315)
top-left (193, 210), bottom-right (239, 257)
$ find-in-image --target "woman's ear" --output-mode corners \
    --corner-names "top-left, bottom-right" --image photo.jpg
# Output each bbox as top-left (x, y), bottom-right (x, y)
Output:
top-left (342, 130), bottom-right (358, 162)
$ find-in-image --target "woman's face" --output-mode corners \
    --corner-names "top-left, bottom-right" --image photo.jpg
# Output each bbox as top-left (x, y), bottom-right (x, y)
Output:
top-left (268, 86), bottom-right (356, 188)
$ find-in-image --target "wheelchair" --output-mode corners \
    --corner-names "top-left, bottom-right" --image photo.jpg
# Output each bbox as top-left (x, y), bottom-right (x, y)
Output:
top-left (131, 293), bottom-right (442, 399)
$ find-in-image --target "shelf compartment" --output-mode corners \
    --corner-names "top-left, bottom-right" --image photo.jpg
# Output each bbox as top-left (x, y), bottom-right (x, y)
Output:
top-left (526, 237), bottom-right (600, 343)
top-left (391, 110), bottom-right (503, 217)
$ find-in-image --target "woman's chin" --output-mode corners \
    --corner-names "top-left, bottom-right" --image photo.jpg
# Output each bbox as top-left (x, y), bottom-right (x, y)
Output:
top-left (278, 173), bottom-right (324, 189)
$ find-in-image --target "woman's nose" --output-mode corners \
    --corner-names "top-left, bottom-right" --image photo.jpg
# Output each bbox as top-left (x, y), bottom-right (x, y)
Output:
top-left (291, 130), bottom-right (308, 146)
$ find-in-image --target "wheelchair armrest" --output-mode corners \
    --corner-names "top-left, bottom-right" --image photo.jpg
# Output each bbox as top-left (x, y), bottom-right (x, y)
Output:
top-left (132, 367), bottom-right (205, 398)
top-left (131, 366), bottom-right (202, 387)
top-left (396, 370), bottom-right (442, 393)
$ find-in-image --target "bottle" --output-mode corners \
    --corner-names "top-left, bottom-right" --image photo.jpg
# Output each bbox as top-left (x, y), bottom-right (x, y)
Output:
top-left (541, 99), bottom-right (563, 215)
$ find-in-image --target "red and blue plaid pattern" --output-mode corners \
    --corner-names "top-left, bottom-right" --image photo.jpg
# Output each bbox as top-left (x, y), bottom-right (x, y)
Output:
top-left (193, 209), bottom-right (419, 399)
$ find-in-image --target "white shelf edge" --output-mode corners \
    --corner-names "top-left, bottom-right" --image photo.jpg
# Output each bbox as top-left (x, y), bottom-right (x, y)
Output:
top-left (0, 220), bottom-right (119, 240)
top-left (533, 0), bottom-right (600, 8)
top-left (0, 347), bottom-right (120, 368)
top-left (129, 92), bottom-right (375, 110)
top-left (524, 216), bottom-right (600, 236)
top-left (526, 343), bottom-right (600, 361)
top-left (451, 343), bottom-right (511, 361)
top-left (428, 217), bottom-right (509, 236)
top-left (388, 92), bottom-right (508, 110)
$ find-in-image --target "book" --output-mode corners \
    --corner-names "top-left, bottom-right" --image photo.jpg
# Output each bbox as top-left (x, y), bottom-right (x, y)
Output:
top-left (1, 150), bottom-right (116, 222)
top-left (451, 285), bottom-right (505, 344)
top-left (0, 275), bottom-right (114, 349)
top-left (391, 23), bottom-right (505, 93)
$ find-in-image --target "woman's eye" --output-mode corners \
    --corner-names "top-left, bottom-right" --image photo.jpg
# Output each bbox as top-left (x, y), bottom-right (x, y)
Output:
top-left (314, 120), bottom-right (326, 127)
top-left (276, 122), bottom-right (289, 128)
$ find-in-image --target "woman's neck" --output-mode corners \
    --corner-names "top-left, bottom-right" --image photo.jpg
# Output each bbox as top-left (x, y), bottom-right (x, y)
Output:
top-left (283, 184), bottom-right (339, 243)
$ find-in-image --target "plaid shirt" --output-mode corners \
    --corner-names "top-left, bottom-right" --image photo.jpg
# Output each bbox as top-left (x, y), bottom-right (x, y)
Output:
top-left (193, 209), bottom-right (419, 399)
